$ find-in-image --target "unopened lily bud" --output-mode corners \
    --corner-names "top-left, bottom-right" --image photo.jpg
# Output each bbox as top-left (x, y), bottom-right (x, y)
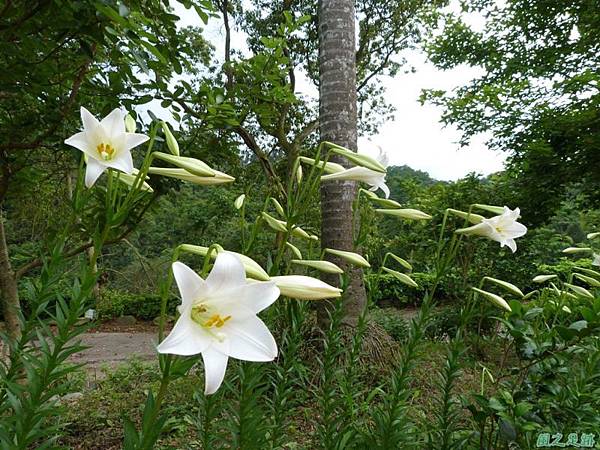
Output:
top-left (574, 273), bottom-right (600, 287)
top-left (118, 170), bottom-right (153, 193)
top-left (586, 232), bottom-right (599, 240)
top-left (292, 226), bottom-right (314, 240)
top-left (270, 197), bottom-right (285, 217)
top-left (330, 145), bottom-right (386, 173)
top-left (483, 276), bottom-right (524, 297)
top-left (564, 283), bottom-right (594, 299)
top-left (375, 208), bottom-right (432, 220)
top-left (148, 167), bottom-right (234, 185)
top-left (296, 165), bottom-right (303, 184)
top-left (472, 204), bottom-right (508, 215)
top-left (161, 121), bottom-right (179, 156)
top-left (285, 242), bottom-right (302, 259)
top-left (124, 113), bottom-right (137, 133)
top-left (386, 253), bottom-right (412, 271)
top-left (371, 198), bottom-right (402, 209)
top-left (178, 244), bottom-right (270, 281)
top-left (562, 247), bottom-right (592, 254)
top-left (324, 248), bottom-right (370, 268)
top-left (291, 259), bottom-right (343, 274)
top-left (472, 287), bottom-right (512, 312)
top-left (359, 188), bottom-right (378, 199)
top-left (575, 267), bottom-right (600, 278)
top-left (523, 290), bottom-right (538, 300)
top-left (532, 274), bottom-right (557, 283)
top-left (234, 194), bottom-right (246, 210)
top-left (594, 254), bottom-right (600, 267)
top-left (270, 275), bottom-right (342, 300)
top-left (261, 212), bottom-right (288, 232)
top-left (299, 156), bottom-right (345, 174)
top-left (152, 151), bottom-right (214, 177)
top-left (382, 267), bottom-right (418, 288)
top-left (447, 208), bottom-right (484, 224)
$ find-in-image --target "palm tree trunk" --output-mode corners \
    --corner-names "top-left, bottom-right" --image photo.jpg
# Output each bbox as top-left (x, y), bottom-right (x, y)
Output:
top-left (0, 210), bottom-right (21, 341)
top-left (318, 0), bottom-right (367, 327)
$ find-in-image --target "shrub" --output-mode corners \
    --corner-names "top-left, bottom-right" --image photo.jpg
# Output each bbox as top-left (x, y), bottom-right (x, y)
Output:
top-left (96, 289), bottom-right (179, 321)
top-left (370, 307), bottom-right (410, 342)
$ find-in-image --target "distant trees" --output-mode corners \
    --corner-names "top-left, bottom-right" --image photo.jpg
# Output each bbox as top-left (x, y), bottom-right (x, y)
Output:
top-left (423, 0), bottom-right (600, 225)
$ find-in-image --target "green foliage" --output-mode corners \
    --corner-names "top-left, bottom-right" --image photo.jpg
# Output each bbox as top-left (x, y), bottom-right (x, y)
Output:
top-left (0, 241), bottom-right (96, 448)
top-left (96, 289), bottom-right (180, 321)
top-left (370, 307), bottom-right (410, 342)
top-left (423, 0), bottom-right (600, 223)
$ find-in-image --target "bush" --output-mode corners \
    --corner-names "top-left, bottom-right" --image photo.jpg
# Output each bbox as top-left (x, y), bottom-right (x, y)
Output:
top-left (96, 289), bottom-right (180, 321)
top-left (370, 307), bottom-right (410, 342)
top-left (365, 271), bottom-right (463, 306)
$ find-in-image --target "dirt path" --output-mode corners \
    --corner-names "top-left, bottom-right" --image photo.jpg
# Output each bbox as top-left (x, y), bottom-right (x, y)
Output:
top-left (70, 332), bottom-right (158, 374)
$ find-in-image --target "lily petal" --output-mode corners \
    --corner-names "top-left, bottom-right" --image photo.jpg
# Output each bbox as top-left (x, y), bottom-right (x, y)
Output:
top-left (85, 159), bottom-right (106, 187)
top-left (64, 131), bottom-right (91, 153)
top-left (156, 312), bottom-right (210, 356)
top-left (238, 282), bottom-right (279, 314)
top-left (100, 108), bottom-right (125, 136)
top-left (172, 262), bottom-right (206, 307)
top-left (81, 106), bottom-right (100, 133)
top-left (503, 239), bottom-right (517, 253)
top-left (108, 148), bottom-right (134, 174)
top-left (224, 315), bottom-right (277, 361)
top-left (125, 132), bottom-right (150, 150)
top-left (205, 252), bottom-right (247, 293)
top-left (378, 182), bottom-right (390, 199)
top-left (201, 348), bottom-right (229, 395)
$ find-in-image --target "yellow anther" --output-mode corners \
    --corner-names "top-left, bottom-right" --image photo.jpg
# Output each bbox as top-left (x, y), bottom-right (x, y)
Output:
top-left (96, 142), bottom-right (115, 161)
top-left (191, 304), bottom-right (232, 329)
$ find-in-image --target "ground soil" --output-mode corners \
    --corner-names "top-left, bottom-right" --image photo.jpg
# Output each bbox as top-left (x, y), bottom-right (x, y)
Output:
top-left (68, 320), bottom-right (164, 375)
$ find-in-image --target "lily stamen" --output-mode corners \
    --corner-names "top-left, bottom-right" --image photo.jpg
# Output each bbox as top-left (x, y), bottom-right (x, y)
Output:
top-left (97, 142), bottom-right (116, 160)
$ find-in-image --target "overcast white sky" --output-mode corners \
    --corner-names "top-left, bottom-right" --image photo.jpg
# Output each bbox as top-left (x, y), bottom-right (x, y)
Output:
top-left (172, 2), bottom-right (506, 181)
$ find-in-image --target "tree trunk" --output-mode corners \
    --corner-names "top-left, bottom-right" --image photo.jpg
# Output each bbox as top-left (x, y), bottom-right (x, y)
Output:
top-left (318, 0), bottom-right (367, 327)
top-left (0, 210), bottom-right (21, 341)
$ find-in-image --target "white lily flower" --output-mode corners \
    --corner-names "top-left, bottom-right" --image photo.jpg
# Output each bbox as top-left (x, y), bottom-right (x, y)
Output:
top-left (65, 107), bottom-right (149, 187)
top-left (157, 253), bottom-right (279, 395)
top-left (178, 244), bottom-right (270, 281)
top-left (455, 206), bottom-right (527, 253)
